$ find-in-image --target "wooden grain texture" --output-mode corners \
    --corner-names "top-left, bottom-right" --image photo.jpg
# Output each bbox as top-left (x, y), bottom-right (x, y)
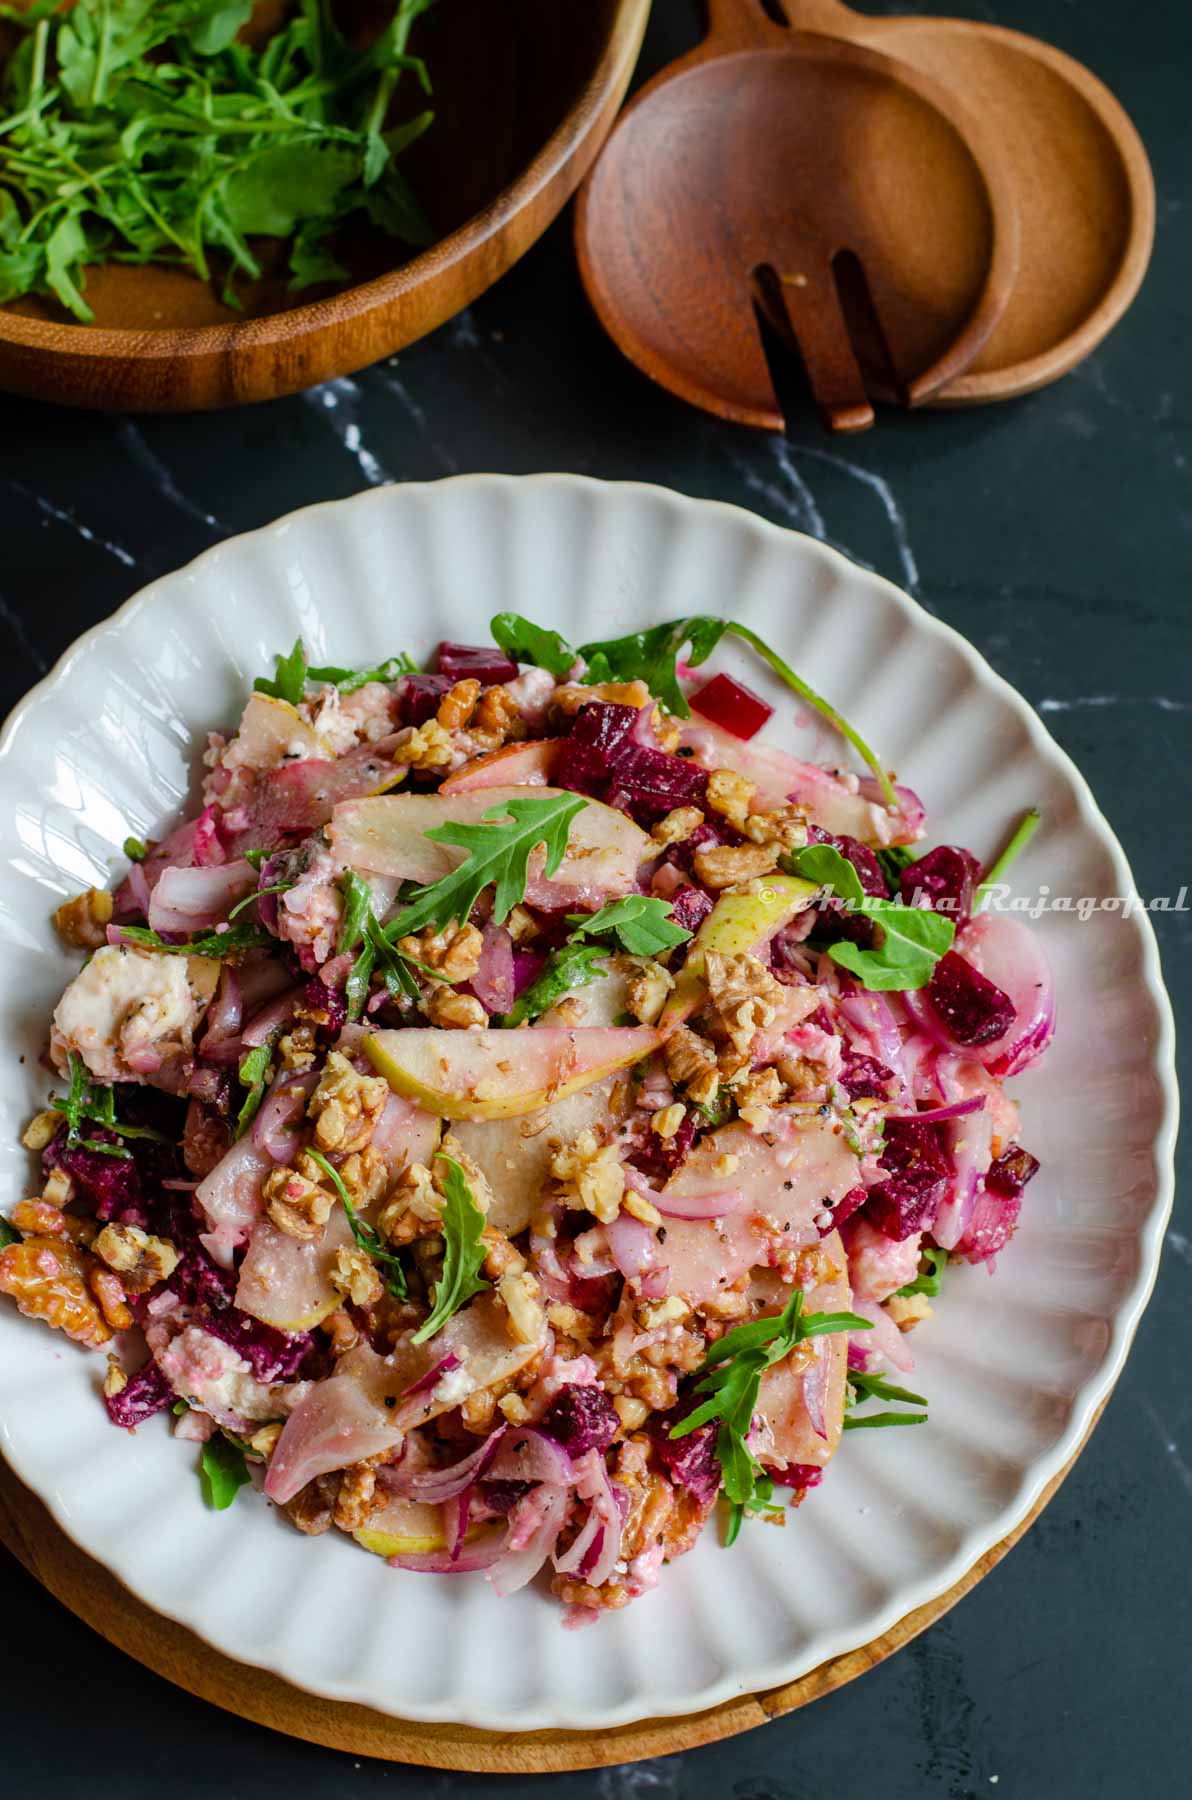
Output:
top-left (575, 0), bottom-right (1020, 434)
top-left (0, 0), bottom-right (649, 411)
top-left (0, 1400), bottom-right (1106, 1775)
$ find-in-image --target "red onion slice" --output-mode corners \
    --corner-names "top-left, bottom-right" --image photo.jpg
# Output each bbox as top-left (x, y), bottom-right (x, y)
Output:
top-left (389, 1526), bottom-right (508, 1576)
top-left (398, 1427), bottom-right (507, 1504)
top-left (251, 1068), bottom-right (318, 1163)
top-left (471, 921), bottom-right (515, 1014)
top-left (604, 1211), bottom-right (658, 1279)
top-left (148, 859), bottom-right (256, 934)
top-left (241, 987), bottom-right (303, 1048)
top-left (888, 1095), bottom-right (985, 1124)
top-left (802, 1341), bottom-right (829, 1440)
top-left (654, 1187), bottom-right (745, 1222)
top-left (486, 1427), bottom-right (576, 1489)
top-left (487, 1484), bottom-right (569, 1597)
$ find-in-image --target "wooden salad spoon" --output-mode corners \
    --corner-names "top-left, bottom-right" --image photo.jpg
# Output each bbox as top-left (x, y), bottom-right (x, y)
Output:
top-left (575, 0), bottom-right (1021, 432)
top-left (778, 0), bottom-right (1155, 404)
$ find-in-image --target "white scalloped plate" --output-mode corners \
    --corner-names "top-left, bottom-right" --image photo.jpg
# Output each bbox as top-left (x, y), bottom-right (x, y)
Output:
top-left (0, 477), bottom-right (1176, 1731)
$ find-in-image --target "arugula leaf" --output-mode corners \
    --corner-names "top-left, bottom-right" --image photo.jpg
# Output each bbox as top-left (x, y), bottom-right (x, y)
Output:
top-left (234, 1043), bottom-right (273, 1139)
top-left (385, 793), bottom-right (588, 941)
top-left (896, 1244), bottom-right (948, 1299)
top-left (976, 807), bottom-right (1042, 902)
top-left (489, 612), bottom-right (577, 679)
top-left (576, 616), bottom-right (898, 807)
top-left (337, 871), bottom-right (424, 1021)
top-left (200, 1433), bottom-right (251, 1511)
top-left (253, 638), bottom-right (308, 705)
top-left (671, 1289), bottom-right (870, 1538)
top-left (785, 843), bottom-right (955, 991)
top-left (565, 894), bottom-right (691, 958)
top-left (306, 1148), bottom-right (408, 1301)
top-left (227, 880), bottom-right (292, 923)
top-left (307, 652), bottom-right (417, 694)
top-left (411, 1154), bottom-right (490, 1344)
top-left (0, 1215), bottom-right (18, 1249)
top-left (844, 1368), bottom-right (929, 1431)
top-left (243, 847), bottom-right (269, 872)
top-left (876, 844), bottom-right (916, 889)
top-left (51, 1050), bottom-right (168, 1157)
top-left (117, 922), bottom-right (273, 958)
top-left (123, 836), bottom-right (148, 863)
top-left (501, 943), bottom-right (611, 1028)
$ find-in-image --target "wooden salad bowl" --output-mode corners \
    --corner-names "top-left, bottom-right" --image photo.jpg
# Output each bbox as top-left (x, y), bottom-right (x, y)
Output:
top-left (0, 0), bottom-right (649, 411)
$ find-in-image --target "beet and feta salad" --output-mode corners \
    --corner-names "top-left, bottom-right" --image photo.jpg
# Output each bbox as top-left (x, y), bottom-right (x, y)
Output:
top-left (0, 613), bottom-right (1054, 1617)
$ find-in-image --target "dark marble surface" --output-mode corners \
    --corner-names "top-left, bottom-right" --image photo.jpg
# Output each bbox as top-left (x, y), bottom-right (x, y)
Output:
top-left (1, 2), bottom-right (1189, 1795)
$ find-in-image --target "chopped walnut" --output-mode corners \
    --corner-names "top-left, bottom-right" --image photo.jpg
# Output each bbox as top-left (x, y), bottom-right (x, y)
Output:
top-left (10, 1198), bottom-right (66, 1236)
top-left (0, 1235), bottom-right (112, 1347)
top-left (693, 840), bottom-right (781, 889)
top-left (551, 1574), bottom-right (632, 1611)
top-left (621, 1188), bottom-right (662, 1227)
top-left (652, 1102), bottom-right (686, 1141)
top-left (89, 1266), bottom-right (134, 1330)
top-left (321, 1308), bottom-right (361, 1357)
top-left (886, 1291), bottom-right (933, 1331)
top-left (705, 951), bottom-right (785, 1056)
top-left (263, 1164), bottom-right (334, 1241)
top-left (393, 718), bottom-right (454, 770)
top-left (638, 1293), bottom-right (689, 1330)
top-left (396, 921), bottom-right (484, 982)
top-left (426, 987), bottom-right (488, 1029)
top-left (705, 768), bottom-right (755, 830)
top-left (551, 1128), bottom-right (625, 1224)
top-left (460, 1387), bottom-right (498, 1434)
top-left (53, 886), bottom-right (113, 950)
top-left (699, 1280), bottom-right (751, 1322)
top-left (497, 1269), bottom-right (545, 1345)
top-left (626, 960), bottom-right (674, 1026)
top-left (739, 806), bottom-right (808, 851)
top-left (505, 904), bottom-right (538, 944)
top-left (278, 1023), bottom-right (318, 1072)
top-left (249, 1422), bottom-right (283, 1458)
top-left (650, 805), bottom-right (705, 848)
top-left (21, 1110), bottom-right (62, 1152)
top-left (308, 1050), bottom-right (389, 1154)
top-left (481, 1227), bottom-right (527, 1280)
top-left (473, 684), bottom-right (523, 740)
top-left (334, 1460), bottom-right (386, 1531)
top-left (498, 1391), bottom-right (530, 1424)
top-left (377, 1159), bottom-right (442, 1245)
top-left (652, 708), bottom-right (682, 754)
top-left (436, 677), bottom-right (481, 731)
top-left (338, 1145), bottom-right (389, 1208)
top-left (663, 1024), bottom-right (720, 1107)
top-left (626, 1364), bottom-right (679, 1412)
top-left (103, 1356), bottom-right (128, 1399)
top-left (553, 679), bottom-right (651, 714)
top-left (730, 1065), bottom-right (786, 1130)
top-left (92, 1222), bottom-right (180, 1292)
top-left (42, 1167), bottom-right (74, 1208)
top-left (285, 1472), bottom-right (341, 1536)
top-left (330, 1244), bottom-right (384, 1307)
top-left (613, 1394), bottom-right (649, 1431)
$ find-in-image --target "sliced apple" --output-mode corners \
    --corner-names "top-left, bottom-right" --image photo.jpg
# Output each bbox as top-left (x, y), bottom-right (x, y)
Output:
top-left (235, 1205), bottom-right (357, 1332)
top-left (353, 1496), bottom-right (450, 1558)
top-left (450, 1072), bottom-right (628, 1235)
top-left (232, 693), bottom-right (334, 768)
top-left (660, 874), bottom-right (817, 1032)
top-left (328, 787), bottom-right (651, 908)
top-left (661, 1119), bottom-right (858, 1307)
top-left (753, 1230), bottom-right (853, 1472)
top-left (439, 739), bottom-right (561, 794)
top-left (364, 1024), bottom-right (659, 1121)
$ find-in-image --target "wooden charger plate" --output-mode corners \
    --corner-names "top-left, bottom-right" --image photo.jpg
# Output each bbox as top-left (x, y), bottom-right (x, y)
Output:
top-left (0, 1402), bottom-right (1104, 1775)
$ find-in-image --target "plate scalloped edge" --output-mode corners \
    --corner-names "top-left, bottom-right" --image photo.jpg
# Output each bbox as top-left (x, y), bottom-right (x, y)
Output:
top-left (0, 475), bottom-right (1178, 1732)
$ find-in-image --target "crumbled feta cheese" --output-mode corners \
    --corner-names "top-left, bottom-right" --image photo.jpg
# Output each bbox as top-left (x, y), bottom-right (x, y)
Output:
top-left (51, 944), bottom-right (198, 1084)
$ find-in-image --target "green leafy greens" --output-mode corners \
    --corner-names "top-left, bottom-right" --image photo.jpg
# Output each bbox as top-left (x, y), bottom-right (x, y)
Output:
top-left (411, 1153), bottom-right (489, 1344)
top-left (896, 1243), bottom-right (948, 1299)
top-left (234, 1042), bottom-right (272, 1139)
top-left (254, 637), bottom-right (418, 705)
top-left (0, 0), bottom-right (439, 322)
top-left (337, 870), bottom-right (430, 1021)
top-left (502, 895), bottom-right (691, 1027)
top-left (122, 836), bottom-right (148, 863)
top-left (384, 792), bottom-right (588, 942)
top-left (976, 806), bottom-right (1042, 902)
top-left (117, 921), bottom-right (273, 958)
top-left (785, 842), bottom-right (954, 990)
top-left (489, 612), bottom-right (577, 680)
top-left (670, 1288), bottom-right (870, 1545)
top-left (52, 1050), bottom-right (168, 1158)
top-left (306, 1148), bottom-right (408, 1301)
top-left (200, 1432), bottom-right (251, 1510)
top-left (844, 1369), bottom-right (929, 1431)
top-left (0, 1215), bottom-right (19, 1249)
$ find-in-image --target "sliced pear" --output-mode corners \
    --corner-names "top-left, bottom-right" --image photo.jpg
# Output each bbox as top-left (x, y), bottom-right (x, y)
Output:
top-left (235, 1206), bottom-right (356, 1332)
top-left (329, 787), bottom-right (651, 906)
top-left (753, 1229), bottom-right (853, 1471)
top-left (439, 739), bottom-right (560, 794)
top-left (232, 693), bottom-right (333, 768)
top-left (539, 964), bottom-right (631, 1029)
top-left (660, 874), bottom-right (817, 1032)
top-left (353, 1496), bottom-right (449, 1557)
top-left (364, 1024), bottom-right (659, 1121)
top-left (451, 1072), bottom-right (628, 1235)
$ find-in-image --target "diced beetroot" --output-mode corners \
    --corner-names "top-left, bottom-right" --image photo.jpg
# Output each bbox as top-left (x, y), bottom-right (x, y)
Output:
top-left (839, 1055), bottom-right (895, 1100)
top-left (512, 948), bottom-right (547, 997)
top-left (821, 1185), bottom-right (868, 1235)
top-left (554, 702), bottom-right (642, 796)
top-left (303, 976), bottom-right (347, 1039)
top-left (664, 818), bottom-right (739, 875)
top-left (669, 885), bottom-right (714, 934)
top-left (865, 1119), bottom-right (953, 1240)
top-left (202, 1309), bottom-right (315, 1383)
top-left (435, 642), bottom-right (520, 685)
top-left (690, 672), bottom-right (773, 741)
top-left (954, 1144), bottom-right (1040, 1266)
top-left (541, 1383), bottom-right (619, 1455)
top-left (927, 950), bottom-right (1017, 1047)
top-left (652, 1409), bottom-right (720, 1505)
top-left (630, 1112), bottom-right (696, 1183)
top-left (45, 1132), bottom-right (148, 1225)
top-left (395, 672), bottom-right (453, 725)
top-left (167, 1235), bottom-right (238, 1313)
top-left (104, 1359), bottom-right (175, 1430)
top-left (900, 845), bottom-right (982, 919)
top-left (607, 746), bottom-right (709, 825)
top-left (780, 1463), bottom-right (824, 1493)
top-left (480, 1478), bottom-right (531, 1515)
top-left (808, 825), bottom-right (888, 898)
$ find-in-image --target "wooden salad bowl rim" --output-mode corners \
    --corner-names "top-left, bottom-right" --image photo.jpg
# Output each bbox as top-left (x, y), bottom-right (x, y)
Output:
top-left (0, 0), bottom-right (650, 410)
top-left (0, 1398), bottom-right (1106, 1774)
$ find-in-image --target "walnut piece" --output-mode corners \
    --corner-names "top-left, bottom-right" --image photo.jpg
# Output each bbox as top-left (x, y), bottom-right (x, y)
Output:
top-left (263, 1164), bottom-right (334, 1241)
top-left (393, 718), bottom-right (454, 770)
top-left (705, 768), bottom-right (755, 830)
top-left (650, 805), bottom-right (704, 848)
top-left (553, 679), bottom-right (651, 714)
top-left (92, 1222), bottom-right (180, 1292)
top-left (285, 1472), bottom-right (341, 1535)
top-left (652, 1102), bottom-right (686, 1141)
top-left (473, 684), bottom-right (522, 740)
top-left (333, 1460), bottom-right (386, 1531)
top-left (551, 1128), bottom-right (625, 1224)
top-left (692, 841), bottom-right (781, 889)
top-left (497, 1269), bottom-right (545, 1345)
top-left (395, 921), bottom-right (483, 982)
top-left (308, 1049), bottom-right (388, 1154)
top-left (663, 1024), bottom-right (720, 1107)
top-left (436, 677), bottom-right (481, 731)
top-left (626, 960), bottom-right (674, 1026)
top-left (0, 1235), bottom-right (112, 1347)
top-left (10, 1198), bottom-right (66, 1236)
top-left (426, 987), bottom-right (488, 1029)
top-left (53, 886), bottom-right (113, 950)
top-left (89, 1265), bottom-right (134, 1330)
top-left (330, 1244), bottom-right (384, 1308)
top-left (21, 1110), bottom-right (62, 1152)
